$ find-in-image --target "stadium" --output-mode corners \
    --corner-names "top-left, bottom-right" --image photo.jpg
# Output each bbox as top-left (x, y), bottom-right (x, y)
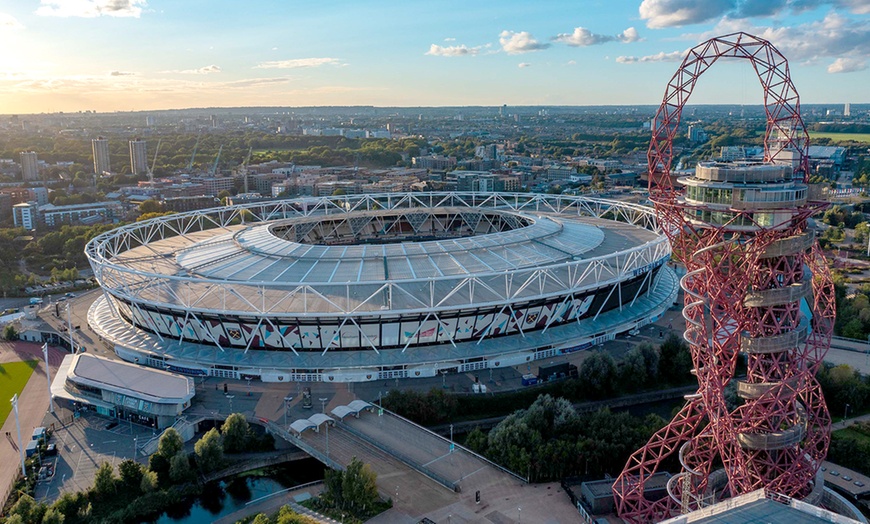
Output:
top-left (85, 192), bottom-right (678, 382)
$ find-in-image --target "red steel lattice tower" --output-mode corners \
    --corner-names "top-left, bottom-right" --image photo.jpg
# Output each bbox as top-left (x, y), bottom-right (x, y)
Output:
top-left (612, 32), bottom-right (835, 523)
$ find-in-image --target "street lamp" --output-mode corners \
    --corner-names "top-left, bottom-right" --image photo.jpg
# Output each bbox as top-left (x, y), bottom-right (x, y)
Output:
top-left (226, 394), bottom-right (235, 414)
top-left (319, 397), bottom-right (328, 414)
top-left (11, 394), bottom-right (26, 477)
top-left (449, 424), bottom-right (454, 453)
top-left (518, 507), bottom-right (521, 523)
top-left (133, 435), bottom-right (138, 461)
top-left (66, 302), bottom-right (75, 353)
top-left (845, 403), bottom-right (850, 422)
top-left (284, 396), bottom-right (293, 427)
top-left (42, 343), bottom-right (54, 414)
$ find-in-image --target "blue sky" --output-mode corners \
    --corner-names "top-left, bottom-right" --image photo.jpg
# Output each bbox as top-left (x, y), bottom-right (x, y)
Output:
top-left (0, 0), bottom-right (868, 113)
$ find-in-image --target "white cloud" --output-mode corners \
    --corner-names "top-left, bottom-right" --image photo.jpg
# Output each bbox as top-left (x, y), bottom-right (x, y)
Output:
top-left (165, 65), bottom-right (222, 75)
top-left (616, 50), bottom-right (686, 63)
top-left (639, 0), bottom-right (870, 28)
top-left (618, 27), bottom-right (641, 43)
top-left (692, 14), bottom-right (870, 73)
top-left (254, 57), bottom-right (343, 69)
top-left (518, 62), bottom-right (532, 68)
top-left (444, 37), bottom-right (456, 42)
top-left (554, 26), bottom-right (642, 46)
top-left (567, 60), bottom-right (577, 65)
top-left (499, 30), bottom-right (550, 54)
top-left (827, 57), bottom-right (867, 73)
top-left (425, 44), bottom-right (482, 57)
top-left (36, 0), bottom-right (146, 18)
top-left (110, 70), bottom-right (135, 76)
top-left (0, 12), bottom-right (24, 29)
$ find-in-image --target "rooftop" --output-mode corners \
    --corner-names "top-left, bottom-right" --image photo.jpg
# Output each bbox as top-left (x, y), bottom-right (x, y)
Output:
top-left (68, 352), bottom-right (194, 404)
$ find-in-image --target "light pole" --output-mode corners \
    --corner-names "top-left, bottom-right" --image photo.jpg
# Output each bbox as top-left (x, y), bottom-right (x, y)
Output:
top-left (845, 403), bottom-right (850, 422)
top-left (518, 507), bottom-right (521, 523)
top-left (319, 397), bottom-right (328, 414)
top-left (11, 394), bottom-right (26, 477)
top-left (449, 424), bottom-right (454, 453)
top-left (42, 343), bottom-right (54, 414)
top-left (133, 435), bottom-right (138, 461)
top-left (325, 422), bottom-right (330, 461)
top-left (284, 396), bottom-right (293, 427)
top-left (66, 302), bottom-right (75, 353)
top-left (226, 394), bottom-right (235, 414)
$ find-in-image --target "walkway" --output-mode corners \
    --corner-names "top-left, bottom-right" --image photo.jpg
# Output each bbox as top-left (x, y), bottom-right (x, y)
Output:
top-left (0, 341), bottom-right (65, 510)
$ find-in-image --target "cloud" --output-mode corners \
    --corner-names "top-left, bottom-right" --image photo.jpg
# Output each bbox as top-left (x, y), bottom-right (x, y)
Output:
top-left (499, 30), bottom-right (550, 54)
top-left (639, 0), bottom-right (870, 28)
top-left (110, 70), bottom-right (135, 76)
top-left (518, 62), bottom-right (532, 68)
top-left (444, 37), bottom-right (456, 42)
top-left (616, 50), bottom-right (686, 63)
top-left (254, 57), bottom-right (343, 69)
top-left (639, 0), bottom-right (735, 28)
top-left (425, 44), bottom-right (483, 57)
top-left (692, 13), bottom-right (870, 72)
top-left (36, 0), bottom-right (146, 18)
top-left (0, 12), bottom-right (24, 29)
top-left (553, 26), bottom-right (642, 46)
top-left (164, 65), bottom-right (222, 74)
top-left (827, 57), bottom-right (867, 73)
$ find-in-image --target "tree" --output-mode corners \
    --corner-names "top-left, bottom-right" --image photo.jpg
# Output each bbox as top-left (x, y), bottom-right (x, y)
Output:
top-left (93, 462), bottom-right (117, 500)
top-left (276, 505), bottom-right (320, 524)
top-left (169, 450), bottom-right (194, 484)
top-left (140, 469), bottom-right (158, 493)
top-left (465, 427), bottom-right (488, 455)
top-left (195, 427), bottom-right (224, 473)
top-left (578, 351), bottom-right (618, 398)
top-left (118, 459), bottom-right (145, 493)
top-left (156, 427), bottom-right (184, 459)
top-left (659, 333), bottom-right (693, 384)
top-left (138, 199), bottom-right (164, 214)
top-left (251, 513), bottom-right (272, 524)
top-left (9, 494), bottom-right (46, 524)
top-left (341, 458), bottom-right (379, 514)
top-left (221, 413), bottom-right (250, 453)
top-left (42, 508), bottom-right (65, 524)
top-left (3, 324), bottom-right (18, 341)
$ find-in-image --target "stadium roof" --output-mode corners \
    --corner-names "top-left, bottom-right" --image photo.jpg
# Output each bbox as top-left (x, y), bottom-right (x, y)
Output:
top-left (67, 353), bottom-right (194, 404)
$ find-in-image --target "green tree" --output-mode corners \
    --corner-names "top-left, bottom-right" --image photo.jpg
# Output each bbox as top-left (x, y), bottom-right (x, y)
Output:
top-left (9, 494), bottom-right (46, 524)
top-left (3, 324), bottom-right (18, 341)
top-left (276, 505), bottom-right (320, 524)
top-left (169, 450), bottom-right (194, 484)
top-left (659, 333), bottom-right (693, 384)
top-left (341, 458), bottom-right (379, 514)
top-left (118, 459), bottom-right (145, 494)
top-left (221, 413), bottom-right (250, 453)
top-left (138, 199), bottom-right (164, 214)
top-left (42, 507), bottom-right (65, 524)
top-left (578, 351), bottom-right (618, 398)
top-left (93, 462), bottom-right (117, 500)
top-left (194, 427), bottom-right (224, 473)
top-left (251, 513), bottom-right (272, 524)
top-left (156, 427), bottom-right (184, 459)
top-left (140, 469), bottom-right (159, 493)
top-left (465, 427), bottom-right (488, 455)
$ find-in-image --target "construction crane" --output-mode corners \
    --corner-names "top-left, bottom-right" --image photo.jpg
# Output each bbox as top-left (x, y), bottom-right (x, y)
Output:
top-left (187, 134), bottom-right (200, 171)
top-left (210, 145), bottom-right (223, 176)
top-left (147, 139), bottom-right (162, 186)
top-left (240, 147), bottom-right (253, 194)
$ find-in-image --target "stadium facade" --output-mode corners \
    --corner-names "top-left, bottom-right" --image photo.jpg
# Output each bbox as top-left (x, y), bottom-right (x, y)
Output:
top-left (86, 192), bottom-right (678, 382)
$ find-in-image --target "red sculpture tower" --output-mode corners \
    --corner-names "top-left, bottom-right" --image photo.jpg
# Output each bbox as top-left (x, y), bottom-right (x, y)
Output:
top-left (613, 32), bottom-right (836, 523)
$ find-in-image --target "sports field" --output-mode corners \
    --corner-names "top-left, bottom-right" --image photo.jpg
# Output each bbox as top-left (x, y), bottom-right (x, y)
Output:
top-left (0, 360), bottom-right (38, 427)
top-left (809, 132), bottom-right (870, 144)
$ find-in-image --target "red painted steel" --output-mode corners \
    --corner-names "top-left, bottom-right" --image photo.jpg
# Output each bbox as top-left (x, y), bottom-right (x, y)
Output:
top-left (612, 32), bottom-right (835, 523)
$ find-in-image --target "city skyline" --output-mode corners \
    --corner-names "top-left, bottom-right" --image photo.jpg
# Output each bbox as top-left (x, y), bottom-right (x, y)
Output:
top-left (0, 0), bottom-right (868, 114)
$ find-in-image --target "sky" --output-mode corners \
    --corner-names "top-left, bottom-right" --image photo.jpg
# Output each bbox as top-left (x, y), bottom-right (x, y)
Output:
top-left (0, 0), bottom-right (868, 113)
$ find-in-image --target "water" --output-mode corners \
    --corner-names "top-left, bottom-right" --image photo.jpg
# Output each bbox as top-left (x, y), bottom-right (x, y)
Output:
top-left (150, 459), bottom-right (325, 524)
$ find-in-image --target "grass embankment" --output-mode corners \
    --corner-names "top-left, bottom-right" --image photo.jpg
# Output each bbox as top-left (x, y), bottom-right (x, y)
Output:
top-left (0, 360), bottom-right (38, 426)
top-left (809, 132), bottom-right (870, 144)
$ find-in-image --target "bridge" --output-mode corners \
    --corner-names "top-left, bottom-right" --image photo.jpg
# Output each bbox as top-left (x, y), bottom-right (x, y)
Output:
top-left (266, 401), bottom-right (579, 523)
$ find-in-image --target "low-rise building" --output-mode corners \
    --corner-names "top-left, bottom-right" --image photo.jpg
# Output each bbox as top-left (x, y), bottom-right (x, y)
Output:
top-left (51, 352), bottom-right (195, 429)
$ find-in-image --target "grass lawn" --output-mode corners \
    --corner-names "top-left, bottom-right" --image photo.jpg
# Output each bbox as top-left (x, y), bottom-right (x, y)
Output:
top-left (833, 425), bottom-right (870, 447)
top-left (0, 360), bottom-right (39, 427)
top-left (808, 131), bottom-right (870, 144)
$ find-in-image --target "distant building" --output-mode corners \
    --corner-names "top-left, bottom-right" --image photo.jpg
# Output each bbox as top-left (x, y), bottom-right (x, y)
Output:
top-left (92, 137), bottom-right (111, 175)
top-left (39, 201), bottom-right (121, 228)
top-left (0, 193), bottom-right (11, 220)
top-left (19, 151), bottom-right (39, 181)
top-left (844, 102), bottom-right (851, 117)
top-left (30, 187), bottom-right (49, 206)
top-left (145, 115), bottom-right (155, 126)
top-left (13, 202), bottom-right (36, 229)
top-left (129, 139), bottom-right (148, 175)
top-left (413, 155), bottom-right (457, 171)
top-left (0, 187), bottom-right (34, 205)
top-left (161, 195), bottom-right (217, 213)
top-left (687, 123), bottom-right (708, 142)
